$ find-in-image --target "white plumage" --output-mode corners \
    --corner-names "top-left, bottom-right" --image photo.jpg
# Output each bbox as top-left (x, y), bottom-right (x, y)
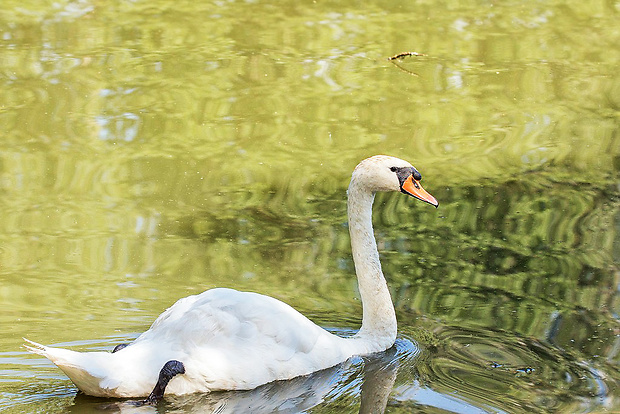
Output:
top-left (25, 155), bottom-right (437, 399)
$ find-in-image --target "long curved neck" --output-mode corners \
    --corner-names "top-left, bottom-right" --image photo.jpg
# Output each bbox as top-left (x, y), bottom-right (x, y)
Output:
top-left (347, 180), bottom-right (397, 351)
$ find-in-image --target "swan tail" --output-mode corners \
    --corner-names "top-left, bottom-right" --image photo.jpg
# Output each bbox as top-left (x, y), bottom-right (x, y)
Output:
top-left (23, 338), bottom-right (49, 357)
top-left (23, 338), bottom-right (87, 367)
top-left (23, 338), bottom-right (118, 397)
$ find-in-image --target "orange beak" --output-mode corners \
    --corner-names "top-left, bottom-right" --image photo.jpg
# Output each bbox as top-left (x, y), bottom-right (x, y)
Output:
top-left (401, 175), bottom-right (438, 207)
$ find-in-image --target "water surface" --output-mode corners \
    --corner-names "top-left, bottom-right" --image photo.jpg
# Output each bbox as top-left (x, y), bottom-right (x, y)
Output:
top-left (1, 0), bottom-right (619, 412)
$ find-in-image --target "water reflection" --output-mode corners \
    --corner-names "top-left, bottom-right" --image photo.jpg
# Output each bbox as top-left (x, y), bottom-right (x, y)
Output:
top-left (414, 325), bottom-right (611, 412)
top-left (1, 0), bottom-right (620, 411)
top-left (1, 164), bottom-right (618, 412)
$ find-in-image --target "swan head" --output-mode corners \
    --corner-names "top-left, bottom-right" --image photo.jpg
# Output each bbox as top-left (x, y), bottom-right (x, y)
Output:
top-left (351, 155), bottom-right (438, 207)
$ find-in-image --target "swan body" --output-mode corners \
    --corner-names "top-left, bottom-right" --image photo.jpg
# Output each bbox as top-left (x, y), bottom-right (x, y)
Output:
top-left (25, 155), bottom-right (437, 399)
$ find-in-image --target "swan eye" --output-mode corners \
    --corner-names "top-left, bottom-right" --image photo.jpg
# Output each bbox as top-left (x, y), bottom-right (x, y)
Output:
top-left (391, 166), bottom-right (412, 187)
top-left (391, 166), bottom-right (422, 181)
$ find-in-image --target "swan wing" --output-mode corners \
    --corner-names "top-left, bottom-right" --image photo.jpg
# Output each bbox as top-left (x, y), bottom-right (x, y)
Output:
top-left (140, 288), bottom-right (325, 354)
top-left (133, 288), bottom-right (344, 390)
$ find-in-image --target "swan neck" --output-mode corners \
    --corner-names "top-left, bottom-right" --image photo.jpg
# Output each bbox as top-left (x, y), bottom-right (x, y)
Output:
top-left (347, 181), bottom-right (397, 351)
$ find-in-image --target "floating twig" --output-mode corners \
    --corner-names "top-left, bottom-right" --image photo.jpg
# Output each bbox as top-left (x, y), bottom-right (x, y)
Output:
top-left (387, 52), bottom-right (426, 77)
top-left (387, 51), bottom-right (427, 61)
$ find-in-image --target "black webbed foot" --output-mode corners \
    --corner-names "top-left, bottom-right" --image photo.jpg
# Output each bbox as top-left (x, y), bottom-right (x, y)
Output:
top-left (141, 360), bottom-right (186, 405)
top-left (112, 343), bottom-right (128, 353)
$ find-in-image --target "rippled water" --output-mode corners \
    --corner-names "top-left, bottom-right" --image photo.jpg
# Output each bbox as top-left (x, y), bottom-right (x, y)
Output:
top-left (1, 0), bottom-right (619, 413)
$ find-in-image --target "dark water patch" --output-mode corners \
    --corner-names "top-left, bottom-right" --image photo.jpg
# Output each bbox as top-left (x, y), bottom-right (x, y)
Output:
top-left (406, 324), bottom-right (615, 413)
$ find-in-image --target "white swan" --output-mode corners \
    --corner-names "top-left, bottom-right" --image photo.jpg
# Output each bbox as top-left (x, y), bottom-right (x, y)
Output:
top-left (25, 155), bottom-right (438, 402)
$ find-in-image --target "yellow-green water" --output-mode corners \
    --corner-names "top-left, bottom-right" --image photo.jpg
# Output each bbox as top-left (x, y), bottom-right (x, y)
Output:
top-left (1, 1), bottom-right (619, 412)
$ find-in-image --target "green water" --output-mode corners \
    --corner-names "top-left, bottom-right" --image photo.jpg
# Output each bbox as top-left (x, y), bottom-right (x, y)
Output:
top-left (1, 0), bottom-right (619, 412)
